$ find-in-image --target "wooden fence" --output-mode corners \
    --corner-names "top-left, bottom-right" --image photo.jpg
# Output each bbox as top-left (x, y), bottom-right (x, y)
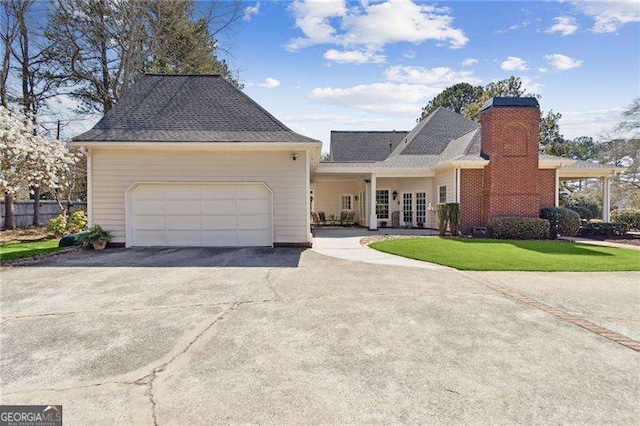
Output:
top-left (1, 200), bottom-right (87, 228)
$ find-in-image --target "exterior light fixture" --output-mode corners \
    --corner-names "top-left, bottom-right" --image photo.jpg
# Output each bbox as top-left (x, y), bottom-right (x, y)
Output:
top-left (290, 153), bottom-right (298, 161)
top-left (392, 191), bottom-right (398, 200)
top-left (364, 179), bottom-right (370, 184)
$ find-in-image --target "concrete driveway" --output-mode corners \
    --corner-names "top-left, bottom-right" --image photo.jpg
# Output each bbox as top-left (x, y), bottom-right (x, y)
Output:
top-left (1, 247), bottom-right (639, 424)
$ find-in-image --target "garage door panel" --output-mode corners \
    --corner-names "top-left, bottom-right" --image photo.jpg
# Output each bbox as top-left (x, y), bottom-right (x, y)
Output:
top-left (133, 215), bottom-right (164, 230)
top-left (166, 215), bottom-right (200, 230)
top-left (164, 186), bottom-right (201, 199)
top-left (202, 215), bottom-right (236, 229)
top-left (238, 229), bottom-right (271, 246)
top-left (238, 214), bottom-right (270, 230)
top-left (133, 200), bottom-right (164, 215)
top-left (165, 200), bottom-right (200, 215)
top-left (166, 230), bottom-right (202, 245)
top-left (237, 199), bottom-right (270, 215)
top-left (201, 230), bottom-right (237, 245)
top-left (201, 186), bottom-right (236, 199)
top-left (202, 200), bottom-right (235, 214)
top-left (133, 230), bottom-right (166, 245)
top-left (129, 183), bottom-right (272, 247)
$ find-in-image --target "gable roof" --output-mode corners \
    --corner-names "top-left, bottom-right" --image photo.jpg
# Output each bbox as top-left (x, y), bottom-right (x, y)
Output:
top-left (330, 130), bottom-right (409, 162)
top-left (73, 74), bottom-right (319, 143)
top-left (390, 107), bottom-right (479, 156)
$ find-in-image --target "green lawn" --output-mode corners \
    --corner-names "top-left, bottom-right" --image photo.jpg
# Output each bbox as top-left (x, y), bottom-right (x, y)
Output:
top-left (0, 239), bottom-right (60, 262)
top-left (369, 237), bottom-right (640, 271)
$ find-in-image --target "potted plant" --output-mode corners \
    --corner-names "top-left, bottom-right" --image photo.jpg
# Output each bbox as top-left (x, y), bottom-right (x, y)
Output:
top-left (417, 221), bottom-right (424, 228)
top-left (77, 225), bottom-right (112, 250)
top-left (380, 221), bottom-right (387, 228)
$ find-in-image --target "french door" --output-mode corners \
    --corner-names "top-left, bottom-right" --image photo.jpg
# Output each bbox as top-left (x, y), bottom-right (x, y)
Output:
top-left (402, 191), bottom-right (427, 227)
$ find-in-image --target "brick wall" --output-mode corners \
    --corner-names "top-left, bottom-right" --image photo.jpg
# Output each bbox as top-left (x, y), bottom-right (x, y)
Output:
top-left (538, 169), bottom-right (556, 209)
top-left (460, 169), bottom-right (484, 233)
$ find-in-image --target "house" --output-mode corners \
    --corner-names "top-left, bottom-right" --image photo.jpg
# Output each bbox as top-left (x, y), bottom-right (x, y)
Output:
top-left (71, 74), bottom-right (619, 248)
top-left (313, 97), bottom-right (620, 232)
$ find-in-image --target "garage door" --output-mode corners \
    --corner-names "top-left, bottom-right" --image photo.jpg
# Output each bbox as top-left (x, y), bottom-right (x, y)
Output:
top-left (128, 183), bottom-right (272, 247)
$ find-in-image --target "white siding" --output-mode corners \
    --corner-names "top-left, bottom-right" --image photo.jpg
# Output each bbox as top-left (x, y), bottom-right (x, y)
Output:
top-left (91, 148), bottom-right (308, 244)
top-left (433, 170), bottom-right (456, 203)
top-left (311, 179), bottom-right (359, 220)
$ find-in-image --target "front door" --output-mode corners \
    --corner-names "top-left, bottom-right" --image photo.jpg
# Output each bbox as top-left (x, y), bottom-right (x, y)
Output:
top-left (402, 192), bottom-right (413, 226)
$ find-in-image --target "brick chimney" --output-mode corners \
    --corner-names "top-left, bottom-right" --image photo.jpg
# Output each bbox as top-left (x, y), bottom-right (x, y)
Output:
top-left (480, 97), bottom-right (541, 220)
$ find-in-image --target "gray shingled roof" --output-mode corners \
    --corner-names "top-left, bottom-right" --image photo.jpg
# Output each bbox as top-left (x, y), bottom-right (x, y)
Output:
top-left (389, 107), bottom-right (479, 156)
top-left (73, 74), bottom-right (319, 143)
top-left (330, 131), bottom-right (409, 161)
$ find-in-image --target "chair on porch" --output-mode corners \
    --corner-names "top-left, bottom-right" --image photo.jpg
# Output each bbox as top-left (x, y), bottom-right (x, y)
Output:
top-left (317, 211), bottom-right (327, 225)
top-left (339, 210), bottom-right (348, 225)
top-left (311, 212), bottom-right (321, 227)
top-left (391, 211), bottom-right (400, 228)
top-left (340, 210), bottom-right (355, 226)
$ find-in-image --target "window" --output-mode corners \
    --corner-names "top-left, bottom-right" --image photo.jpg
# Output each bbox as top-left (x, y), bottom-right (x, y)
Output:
top-left (439, 186), bottom-right (447, 204)
top-left (376, 189), bottom-right (389, 219)
top-left (341, 194), bottom-right (352, 211)
top-left (416, 192), bottom-right (426, 223)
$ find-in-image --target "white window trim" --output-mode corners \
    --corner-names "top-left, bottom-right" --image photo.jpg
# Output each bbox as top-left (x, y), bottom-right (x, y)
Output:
top-left (438, 185), bottom-right (447, 204)
top-left (376, 188), bottom-right (390, 220)
top-left (340, 194), bottom-right (353, 211)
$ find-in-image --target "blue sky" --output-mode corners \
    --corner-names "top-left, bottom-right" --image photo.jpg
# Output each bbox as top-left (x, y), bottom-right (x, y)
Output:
top-left (222, 0), bottom-right (639, 152)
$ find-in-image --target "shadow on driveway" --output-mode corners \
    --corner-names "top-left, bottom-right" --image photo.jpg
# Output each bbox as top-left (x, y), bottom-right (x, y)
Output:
top-left (17, 246), bottom-right (305, 268)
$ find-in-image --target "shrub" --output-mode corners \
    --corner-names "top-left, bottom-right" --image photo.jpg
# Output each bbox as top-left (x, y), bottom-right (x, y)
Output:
top-left (437, 203), bottom-right (448, 237)
top-left (46, 214), bottom-right (67, 237)
top-left (540, 207), bottom-right (581, 239)
top-left (67, 210), bottom-right (88, 233)
top-left (76, 225), bottom-right (113, 247)
top-left (563, 196), bottom-right (600, 220)
top-left (579, 222), bottom-right (629, 238)
top-left (447, 203), bottom-right (460, 237)
top-left (611, 209), bottom-right (640, 230)
top-left (490, 217), bottom-right (550, 240)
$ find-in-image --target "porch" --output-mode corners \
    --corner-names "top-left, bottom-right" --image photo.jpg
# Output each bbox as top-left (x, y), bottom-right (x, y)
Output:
top-left (311, 171), bottom-right (450, 231)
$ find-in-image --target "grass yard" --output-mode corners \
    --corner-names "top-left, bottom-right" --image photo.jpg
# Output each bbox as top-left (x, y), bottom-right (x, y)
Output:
top-left (369, 237), bottom-right (640, 271)
top-left (0, 239), bottom-right (60, 263)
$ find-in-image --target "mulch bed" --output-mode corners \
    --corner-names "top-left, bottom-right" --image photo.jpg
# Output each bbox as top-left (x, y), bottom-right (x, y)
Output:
top-left (0, 226), bottom-right (51, 243)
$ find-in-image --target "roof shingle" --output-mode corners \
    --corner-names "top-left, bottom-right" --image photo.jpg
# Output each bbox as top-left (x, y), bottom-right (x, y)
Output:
top-left (330, 131), bottom-right (409, 161)
top-left (73, 74), bottom-right (319, 143)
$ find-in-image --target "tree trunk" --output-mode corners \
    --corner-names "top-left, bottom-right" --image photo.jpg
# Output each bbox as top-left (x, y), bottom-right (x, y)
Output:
top-left (32, 186), bottom-right (40, 226)
top-left (4, 193), bottom-right (15, 229)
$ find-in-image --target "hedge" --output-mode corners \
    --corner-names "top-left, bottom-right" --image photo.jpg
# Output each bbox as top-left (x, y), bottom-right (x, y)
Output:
top-left (540, 207), bottom-right (581, 239)
top-left (579, 222), bottom-right (630, 238)
top-left (611, 209), bottom-right (640, 231)
top-left (490, 217), bottom-right (550, 240)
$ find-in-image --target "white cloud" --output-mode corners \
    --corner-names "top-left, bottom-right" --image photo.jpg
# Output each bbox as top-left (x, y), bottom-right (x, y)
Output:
top-left (520, 76), bottom-right (542, 94)
top-left (403, 50), bottom-right (416, 59)
top-left (560, 107), bottom-right (625, 139)
top-left (575, 0), bottom-right (640, 33)
top-left (323, 48), bottom-right (386, 64)
top-left (544, 54), bottom-right (583, 71)
top-left (248, 77), bottom-right (281, 88)
top-left (384, 65), bottom-right (481, 85)
top-left (545, 16), bottom-right (579, 36)
top-left (461, 58), bottom-right (478, 67)
top-left (501, 56), bottom-right (528, 71)
top-left (309, 82), bottom-right (440, 115)
top-left (286, 0), bottom-right (347, 50)
top-left (287, 0), bottom-right (468, 52)
top-left (243, 3), bottom-right (260, 21)
top-left (495, 20), bottom-right (529, 34)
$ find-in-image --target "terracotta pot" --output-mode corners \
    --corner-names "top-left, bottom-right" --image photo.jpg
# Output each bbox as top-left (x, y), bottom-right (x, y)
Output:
top-left (92, 240), bottom-right (108, 251)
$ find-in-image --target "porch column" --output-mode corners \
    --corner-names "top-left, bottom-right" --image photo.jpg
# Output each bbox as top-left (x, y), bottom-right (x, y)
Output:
top-left (603, 175), bottom-right (611, 222)
top-left (369, 174), bottom-right (377, 230)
